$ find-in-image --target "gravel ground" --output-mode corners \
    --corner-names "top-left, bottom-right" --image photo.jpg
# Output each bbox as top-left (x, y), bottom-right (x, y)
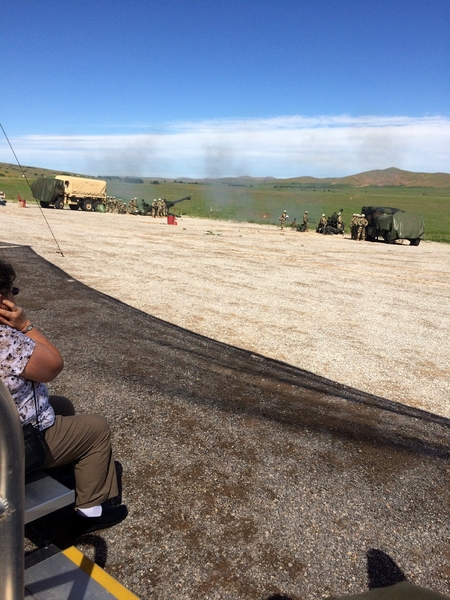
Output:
top-left (1, 203), bottom-right (449, 419)
top-left (0, 203), bottom-right (449, 599)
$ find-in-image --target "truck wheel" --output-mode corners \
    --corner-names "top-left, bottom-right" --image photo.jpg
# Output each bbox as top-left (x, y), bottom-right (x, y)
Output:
top-left (40, 201), bottom-right (50, 209)
top-left (82, 200), bottom-right (93, 211)
top-left (410, 238), bottom-right (421, 246)
top-left (92, 200), bottom-right (103, 212)
top-left (69, 204), bottom-right (78, 210)
top-left (54, 198), bottom-right (64, 210)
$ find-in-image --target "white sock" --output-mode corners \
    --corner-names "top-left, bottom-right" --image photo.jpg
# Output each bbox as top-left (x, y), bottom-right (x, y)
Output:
top-left (77, 505), bottom-right (102, 517)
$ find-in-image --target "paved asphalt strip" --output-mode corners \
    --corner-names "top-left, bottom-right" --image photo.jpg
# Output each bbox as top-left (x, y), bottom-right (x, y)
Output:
top-left (3, 243), bottom-right (448, 600)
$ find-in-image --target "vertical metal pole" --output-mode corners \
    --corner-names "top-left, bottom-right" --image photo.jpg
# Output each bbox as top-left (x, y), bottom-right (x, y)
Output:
top-left (0, 379), bottom-right (24, 600)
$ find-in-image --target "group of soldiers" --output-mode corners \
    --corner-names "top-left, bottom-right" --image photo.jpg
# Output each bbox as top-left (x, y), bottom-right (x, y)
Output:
top-left (132, 198), bottom-right (169, 217)
top-left (279, 210), bottom-right (308, 231)
top-left (278, 208), bottom-right (371, 238)
top-left (150, 198), bottom-right (169, 217)
top-left (104, 196), bottom-right (128, 214)
top-left (316, 211), bottom-right (344, 235)
top-left (106, 201), bottom-right (368, 241)
top-left (127, 198), bottom-right (139, 214)
top-left (350, 213), bottom-right (369, 241)
top-left (104, 197), bottom-right (170, 217)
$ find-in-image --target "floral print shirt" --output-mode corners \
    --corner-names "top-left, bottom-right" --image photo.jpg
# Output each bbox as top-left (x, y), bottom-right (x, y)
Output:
top-left (0, 325), bottom-right (55, 430)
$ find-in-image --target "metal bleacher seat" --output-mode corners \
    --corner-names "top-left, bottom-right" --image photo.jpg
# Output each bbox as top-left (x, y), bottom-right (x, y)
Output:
top-left (25, 470), bottom-right (75, 524)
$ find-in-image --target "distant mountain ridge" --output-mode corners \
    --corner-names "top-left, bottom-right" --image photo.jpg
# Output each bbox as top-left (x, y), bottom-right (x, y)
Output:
top-left (180, 167), bottom-right (450, 187)
top-left (302, 167), bottom-right (450, 188)
top-left (1, 162), bottom-right (449, 187)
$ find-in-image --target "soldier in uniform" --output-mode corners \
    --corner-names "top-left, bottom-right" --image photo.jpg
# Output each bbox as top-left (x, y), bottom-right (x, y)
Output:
top-left (350, 214), bottom-right (358, 239)
top-left (127, 198), bottom-right (138, 214)
top-left (105, 197), bottom-right (114, 213)
top-left (302, 211), bottom-right (308, 230)
top-left (279, 210), bottom-right (288, 230)
top-left (151, 199), bottom-right (158, 217)
top-left (357, 214), bottom-right (368, 240)
top-left (316, 214), bottom-right (327, 233)
top-left (117, 201), bottom-right (127, 214)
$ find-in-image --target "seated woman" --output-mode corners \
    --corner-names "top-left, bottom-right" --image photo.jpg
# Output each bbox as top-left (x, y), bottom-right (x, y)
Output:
top-left (0, 259), bottom-right (127, 534)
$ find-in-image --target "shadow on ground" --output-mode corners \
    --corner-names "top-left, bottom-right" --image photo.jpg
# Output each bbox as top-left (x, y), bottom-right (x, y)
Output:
top-left (3, 244), bottom-right (449, 600)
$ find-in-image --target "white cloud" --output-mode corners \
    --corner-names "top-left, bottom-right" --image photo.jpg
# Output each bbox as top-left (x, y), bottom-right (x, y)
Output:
top-left (0, 115), bottom-right (449, 177)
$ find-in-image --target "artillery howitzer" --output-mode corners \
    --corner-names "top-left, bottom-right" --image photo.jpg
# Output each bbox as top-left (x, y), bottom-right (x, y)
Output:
top-left (316, 209), bottom-right (344, 235)
top-left (136, 195), bottom-right (192, 216)
top-left (166, 195), bottom-right (192, 214)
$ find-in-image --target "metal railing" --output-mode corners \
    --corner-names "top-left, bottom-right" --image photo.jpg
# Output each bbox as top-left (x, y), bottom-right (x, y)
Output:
top-left (0, 379), bottom-right (24, 600)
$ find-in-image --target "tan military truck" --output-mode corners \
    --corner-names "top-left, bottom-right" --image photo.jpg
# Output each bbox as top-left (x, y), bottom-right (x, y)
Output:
top-left (31, 176), bottom-right (107, 211)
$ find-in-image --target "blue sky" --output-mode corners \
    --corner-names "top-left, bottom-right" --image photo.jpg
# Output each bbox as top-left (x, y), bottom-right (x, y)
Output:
top-left (1, 0), bottom-right (449, 178)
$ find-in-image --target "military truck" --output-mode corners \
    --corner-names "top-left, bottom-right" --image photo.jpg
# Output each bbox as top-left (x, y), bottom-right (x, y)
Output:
top-left (30, 176), bottom-right (107, 211)
top-left (362, 206), bottom-right (424, 246)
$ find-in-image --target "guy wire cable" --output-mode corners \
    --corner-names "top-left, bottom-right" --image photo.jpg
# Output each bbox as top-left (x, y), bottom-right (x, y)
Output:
top-left (0, 123), bottom-right (65, 256)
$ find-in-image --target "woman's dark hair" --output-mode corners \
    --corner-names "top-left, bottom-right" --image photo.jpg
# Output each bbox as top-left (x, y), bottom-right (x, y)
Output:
top-left (0, 259), bottom-right (16, 296)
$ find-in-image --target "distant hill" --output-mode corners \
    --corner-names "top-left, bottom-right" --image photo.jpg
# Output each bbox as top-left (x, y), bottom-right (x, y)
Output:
top-left (173, 167), bottom-right (450, 187)
top-left (0, 162), bottom-right (81, 180)
top-left (274, 167), bottom-right (450, 188)
top-left (1, 162), bottom-right (449, 188)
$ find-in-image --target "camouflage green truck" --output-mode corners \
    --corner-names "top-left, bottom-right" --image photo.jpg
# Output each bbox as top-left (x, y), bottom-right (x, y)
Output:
top-left (31, 176), bottom-right (107, 211)
top-left (362, 206), bottom-right (424, 246)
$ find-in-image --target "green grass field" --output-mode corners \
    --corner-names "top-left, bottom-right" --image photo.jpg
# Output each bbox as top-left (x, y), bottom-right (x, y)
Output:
top-left (1, 165), bottom-right (449, 243)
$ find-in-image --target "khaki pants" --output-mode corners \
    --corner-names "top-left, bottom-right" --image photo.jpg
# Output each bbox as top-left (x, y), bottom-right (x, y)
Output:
top-left (43, 396), bottom-right (119, 509)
